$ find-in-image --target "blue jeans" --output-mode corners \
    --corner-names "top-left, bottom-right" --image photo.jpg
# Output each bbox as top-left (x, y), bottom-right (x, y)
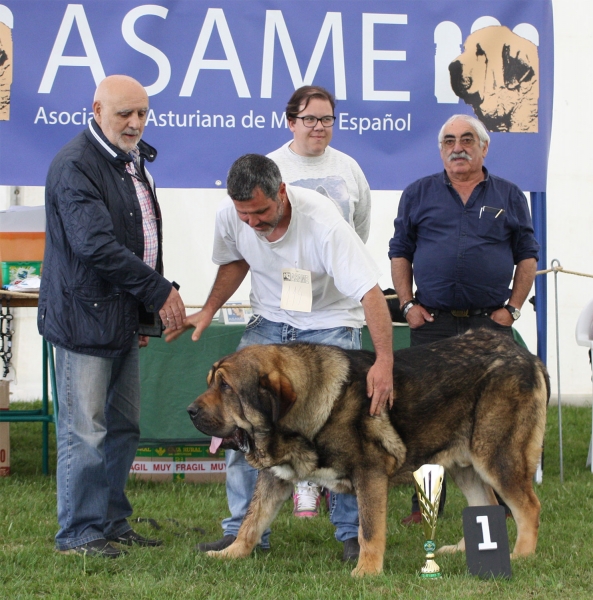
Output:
top-left (222, 316), bottom-right (361, 546)
top-left (54, 343), bottom-right (140, 550)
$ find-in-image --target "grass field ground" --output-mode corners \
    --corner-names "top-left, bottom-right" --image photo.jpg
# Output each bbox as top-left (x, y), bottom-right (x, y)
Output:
top-left (1, 403), bottom-right (592, 599)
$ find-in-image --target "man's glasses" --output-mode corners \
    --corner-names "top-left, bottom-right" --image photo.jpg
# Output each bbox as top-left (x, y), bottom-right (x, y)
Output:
top-left (294, 115), bottom-right (336, 128)
top-left (441, 136), bottom-right (477, 148)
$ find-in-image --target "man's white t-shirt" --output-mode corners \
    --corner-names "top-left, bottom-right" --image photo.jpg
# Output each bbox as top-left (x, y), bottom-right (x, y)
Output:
top-left (213, 184), bottom-right (380, 330)
top-left (267, 142), bottom-right (371, 242)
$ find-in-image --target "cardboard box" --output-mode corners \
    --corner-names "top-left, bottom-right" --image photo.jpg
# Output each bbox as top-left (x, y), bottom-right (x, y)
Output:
top-left (0, 380), bottom-right (10, 477)
top-left (130, 443), bottom-right (226, 483)
top-left (1, 260), bottom-right (42, 286)
top-left (0, 206), bottom-right (45, 262)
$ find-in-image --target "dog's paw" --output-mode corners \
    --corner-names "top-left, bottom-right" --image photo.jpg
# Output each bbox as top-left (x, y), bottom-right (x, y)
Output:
top-left (350, 567), bottom-right (383, 577)
top-left (510, 549), bottom-right (535, 560)
top-left (436, 544), bottom-right (458, 555)
top-left (350, 557), bottom-right (383, 577)
top-left (435, 542), bottom-right (465, 554)
top-left (437, 538), bottom-right (465, 555)
top-left (206, 545), bottom-right (251, 560)
top-left (206, 549), bottom-right (226, 559)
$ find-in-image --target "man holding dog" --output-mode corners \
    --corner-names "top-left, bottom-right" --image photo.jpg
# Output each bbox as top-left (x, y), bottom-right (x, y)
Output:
top-left (39, 75), bottom-right (186, 557)
top-left (389, 113), bottom-right (539, 524)
top-left (166, 153), bottom-right (393, 562)
top-left (268, 84), bottom-right (372, 518)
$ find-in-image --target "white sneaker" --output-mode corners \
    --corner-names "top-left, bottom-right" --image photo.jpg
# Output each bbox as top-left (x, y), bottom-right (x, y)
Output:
top-left (293, 481), bottom-right (320, 518)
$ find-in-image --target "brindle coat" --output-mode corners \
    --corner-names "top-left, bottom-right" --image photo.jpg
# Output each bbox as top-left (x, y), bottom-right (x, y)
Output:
top-left (187, 328), bottom-right (549, 576)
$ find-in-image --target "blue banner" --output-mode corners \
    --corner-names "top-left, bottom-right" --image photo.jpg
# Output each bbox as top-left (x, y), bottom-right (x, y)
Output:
top-left (0, 1), bottom-right (553, 190)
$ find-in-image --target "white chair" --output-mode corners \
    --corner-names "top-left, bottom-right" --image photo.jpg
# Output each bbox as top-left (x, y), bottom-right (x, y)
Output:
top-left (575, 298), bottom-right (593, 471)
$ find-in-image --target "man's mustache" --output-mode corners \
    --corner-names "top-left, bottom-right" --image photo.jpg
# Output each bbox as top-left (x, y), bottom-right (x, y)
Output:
top-left (449, 151), bottom-right (472, 161)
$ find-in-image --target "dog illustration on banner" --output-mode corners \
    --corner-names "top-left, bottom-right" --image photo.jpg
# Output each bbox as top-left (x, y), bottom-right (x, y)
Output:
top-left (188, 329), bottom-right (548, 576)
top-left (449, 25), bottom-right (539, 132)
top-left (0, 5), bottom-right (13, 121)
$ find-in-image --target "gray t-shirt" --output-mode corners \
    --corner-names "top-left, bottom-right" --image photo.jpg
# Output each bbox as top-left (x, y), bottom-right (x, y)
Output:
top-left (267, 142), bottom-right (371, 242)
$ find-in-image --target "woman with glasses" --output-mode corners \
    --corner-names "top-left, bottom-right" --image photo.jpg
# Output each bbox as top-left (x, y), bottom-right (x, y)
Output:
top-left (267, 85), bottom-right (371, 244)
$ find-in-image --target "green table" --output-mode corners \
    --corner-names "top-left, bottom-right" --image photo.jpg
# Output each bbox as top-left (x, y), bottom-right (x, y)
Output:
top-left (139, 322), bottom-right (410, 444)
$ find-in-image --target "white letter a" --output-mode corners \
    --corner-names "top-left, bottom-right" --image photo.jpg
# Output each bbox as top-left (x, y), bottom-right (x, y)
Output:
top-left (38, 4), bottom-right (106, 94)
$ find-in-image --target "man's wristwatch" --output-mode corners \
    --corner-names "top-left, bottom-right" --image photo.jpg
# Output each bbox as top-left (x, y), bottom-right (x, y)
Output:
top-left (401, 299), bottom-right (419, 319)
top-left (504, 304), bottom-right (521, 320)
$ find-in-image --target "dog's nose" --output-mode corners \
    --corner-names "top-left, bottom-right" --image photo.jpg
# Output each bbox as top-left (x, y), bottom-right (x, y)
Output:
top-left (187, 404), bottom-right (198, 418)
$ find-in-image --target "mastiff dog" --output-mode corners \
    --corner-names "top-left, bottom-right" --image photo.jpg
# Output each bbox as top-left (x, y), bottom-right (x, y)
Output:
top-left (187, 328), bottom-right (549, 576)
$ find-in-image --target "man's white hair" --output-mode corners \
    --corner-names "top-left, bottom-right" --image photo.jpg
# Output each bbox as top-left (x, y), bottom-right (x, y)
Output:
top-left (438, 114), bottom-right (490, 148)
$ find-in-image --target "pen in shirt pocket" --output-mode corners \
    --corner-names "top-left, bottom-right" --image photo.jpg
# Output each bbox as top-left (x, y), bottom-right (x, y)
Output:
top-left (479, 206), bottom-right (505, 219)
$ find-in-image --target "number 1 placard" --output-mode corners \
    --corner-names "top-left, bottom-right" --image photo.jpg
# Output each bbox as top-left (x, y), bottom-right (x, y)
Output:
top-left (463, 505), bottom-right (512, 579)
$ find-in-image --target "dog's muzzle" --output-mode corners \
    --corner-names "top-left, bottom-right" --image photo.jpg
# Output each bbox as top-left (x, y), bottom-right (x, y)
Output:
top-left (186, 404), bottom-right (251, 453)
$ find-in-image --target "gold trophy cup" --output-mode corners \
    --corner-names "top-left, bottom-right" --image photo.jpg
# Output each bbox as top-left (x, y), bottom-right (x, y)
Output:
top-left (413, 464), bottom-right (445, 578)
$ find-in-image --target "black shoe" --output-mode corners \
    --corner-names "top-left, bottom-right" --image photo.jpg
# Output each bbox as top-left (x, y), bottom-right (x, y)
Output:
top-left (196, 535), bottom-right (237, 552)
top-left (58, 538), bottom-right (126, 558)
top-left (111, 529), bottom-right (163, 547)
top-left (341, 537), bottom-right (360, 563)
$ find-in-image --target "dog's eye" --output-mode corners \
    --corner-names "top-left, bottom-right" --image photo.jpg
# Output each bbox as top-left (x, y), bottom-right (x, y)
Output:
top-left (476, 43), bottom-right (485, 57)
top-left (219, 378), bottom-right (231, 390)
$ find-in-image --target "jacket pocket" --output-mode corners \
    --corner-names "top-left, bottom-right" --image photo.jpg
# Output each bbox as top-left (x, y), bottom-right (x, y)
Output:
top-left (69, 287), bottom-right (126, 350)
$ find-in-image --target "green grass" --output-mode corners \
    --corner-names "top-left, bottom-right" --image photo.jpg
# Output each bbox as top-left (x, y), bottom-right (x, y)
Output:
top-left (1, 402), bottom-right (592, 599)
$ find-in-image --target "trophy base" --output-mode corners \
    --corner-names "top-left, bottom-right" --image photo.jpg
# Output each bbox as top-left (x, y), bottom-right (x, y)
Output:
top-left (420, 571), bottom-right (442, 579)
top-left (420, 557), bottom-right (441, 579)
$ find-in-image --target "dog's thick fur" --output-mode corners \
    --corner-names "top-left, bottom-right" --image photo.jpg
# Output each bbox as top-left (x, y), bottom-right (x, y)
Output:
top-left (449, 26), bottom-right (539, 132)
top-left (188, 329), bottom-right (549, 576)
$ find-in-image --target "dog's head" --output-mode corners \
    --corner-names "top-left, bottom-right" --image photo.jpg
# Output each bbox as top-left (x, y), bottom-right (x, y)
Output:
top-left (449, 25), bottom-right (539, 132)
top-left (187, 345), bottom-right (297, 453)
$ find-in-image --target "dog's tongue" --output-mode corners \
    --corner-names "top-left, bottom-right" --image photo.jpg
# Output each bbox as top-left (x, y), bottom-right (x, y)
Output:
top-left (209, 436), bottom-right (223, 454)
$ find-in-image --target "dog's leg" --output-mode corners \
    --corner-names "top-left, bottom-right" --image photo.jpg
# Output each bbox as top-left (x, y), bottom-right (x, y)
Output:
top-left (250, 432), bottom-right (318, 478)
top-left (209, 470), bottom-right (292, 559)
top-left (490, 428), bottom-right (544, 557)
top-left (496, 483), bottom-right (541, 558)
top-left (437, 465), bottom-right (497, 555)
top-left (350, 470), bottom-right (388, 577)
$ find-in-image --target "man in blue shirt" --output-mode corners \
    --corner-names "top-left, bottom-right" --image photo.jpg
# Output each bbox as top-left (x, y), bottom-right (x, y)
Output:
top-left (388, 113), bottom-right (539, 523)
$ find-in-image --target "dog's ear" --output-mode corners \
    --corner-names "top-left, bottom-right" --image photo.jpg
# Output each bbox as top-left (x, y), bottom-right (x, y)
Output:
top-left (259, 371), bottom-right (297, 422)
top-left (502, 43), bottom-right (535, 90)
top-left (207, 361), bottom-right (222, 386)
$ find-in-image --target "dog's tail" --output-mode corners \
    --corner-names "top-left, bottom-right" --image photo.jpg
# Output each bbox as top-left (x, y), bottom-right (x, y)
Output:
top-left (541, 361), bottom-right (551, 407)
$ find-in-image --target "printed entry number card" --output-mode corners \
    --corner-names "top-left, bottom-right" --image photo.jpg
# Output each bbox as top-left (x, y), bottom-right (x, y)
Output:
top-left (280, 268), bottom-right (312, 313)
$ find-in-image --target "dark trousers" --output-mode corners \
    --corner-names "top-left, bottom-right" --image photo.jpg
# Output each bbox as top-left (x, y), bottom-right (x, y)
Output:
top-left (408, 311), bottom-right (514, 515)
top-left (409, 310), bottom-right (514, 347)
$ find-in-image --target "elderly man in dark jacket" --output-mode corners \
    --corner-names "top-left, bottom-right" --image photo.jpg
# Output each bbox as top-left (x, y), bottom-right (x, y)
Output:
top-left (38, 75), bottom-right (186, 558)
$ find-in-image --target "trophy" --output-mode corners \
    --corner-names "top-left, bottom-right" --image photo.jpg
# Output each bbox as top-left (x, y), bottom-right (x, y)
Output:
top-left (413, 464), bottom-right (445, 578)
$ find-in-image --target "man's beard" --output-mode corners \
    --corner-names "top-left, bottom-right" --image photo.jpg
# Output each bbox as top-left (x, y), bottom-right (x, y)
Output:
top-left (119, 128), bottom-right (141, 152)
top-left (254, 197), bottom-right (285, 238)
